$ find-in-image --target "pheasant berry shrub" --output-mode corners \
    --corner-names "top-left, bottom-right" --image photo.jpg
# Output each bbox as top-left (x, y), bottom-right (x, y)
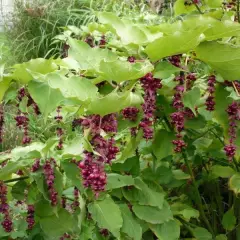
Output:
top-left (1, 4), bottom-right (240, 239)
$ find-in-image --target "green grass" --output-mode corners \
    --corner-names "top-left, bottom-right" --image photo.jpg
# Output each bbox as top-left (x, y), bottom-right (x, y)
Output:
top-left (0, 32), bottom-right (13, 64)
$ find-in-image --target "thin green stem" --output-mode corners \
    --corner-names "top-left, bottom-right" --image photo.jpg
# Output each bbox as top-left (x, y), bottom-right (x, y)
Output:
top-left (3, 176), bottom-right (29, 183)
top-left (176, 216), bottom-right (195, 237)
top-left (182, 151), bottom-right (215, 237)
top-left (215, 181), bottom-right (224, 219)
top-left (191, 0), bottom-right (203, 14)
top-left (163, 115), bottom-right (174, 131)
top-left (152, 153), bottom-right (157, 173)
top-left (62, 196), bottom-right (74, 201)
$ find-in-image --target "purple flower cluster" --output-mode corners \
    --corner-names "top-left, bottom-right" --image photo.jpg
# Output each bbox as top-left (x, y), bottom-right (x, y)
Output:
top-left (128, 56), bottom-right (136, 63)
top-left (186, 73), bottom-right (197, 90)
top-left (43, 160), bottom-right (58, 206)
top-left (73, 114), bottom-right (117, 134)
top-left (61, 197), bottom-right (66, 209)
top-left (91, 135), bottom-right (119, 164)
top-left (62, 43), bottom-right (70, 58)
top-left (26, 205), bottom-right (35, 230)
top-left (71, 187), bottom-right (80, 210)
top-left (0, 181), bottom-right (12, 232)
top-left (122, 107), bottom-right (139, 121)
top-left (85, 35), bottom-right (94, 47)
top-left (140, 73), bottom-right (162, 139)
top-left (55, 107), bottom-right (64, 150)
top-left (170, 112), bottom-right (185, 132)
top-left (78, 152), bottom-right (107, 196)
top-left (60, 233), bottom-right (71, 240)
top-left (205, 75), bottom-right (216, 111)
top-left (17, 87), bottom-right (40, 115)
top-left (170, 74), bottom-right (187, 153)
top-left (169, 55), bottom-right (182, 67)
top-left (224, 102), bottom-right (240, 161)
top-left (31, 159), bottom-right (40, 172)
top-left (172, 138), bottom-right (187, 153)
top-left (15, 114), bottom-right (31, 145)
top-left (100, 229), bottom-right (109, 237)
top-left (75, 113), bottom-right (119, 194)
top-left (0, 105), bottom-right (4, 143)
top-left (16, 170), bottom-right (24, 176)
top-left (99, 35), bottom-right (106, 47)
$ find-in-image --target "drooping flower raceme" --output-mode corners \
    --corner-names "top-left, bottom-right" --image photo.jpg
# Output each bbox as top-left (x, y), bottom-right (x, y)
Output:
top-left (224, 102), bottom-right (240, 161)
top-left (205, 75), bottom-right (216, 111)
top-left (0, 181), bottom-right (13, 233)
top-left (43, 160), bottom-right (58, 206)
top-left (140, 73), bottom-right (162, 139)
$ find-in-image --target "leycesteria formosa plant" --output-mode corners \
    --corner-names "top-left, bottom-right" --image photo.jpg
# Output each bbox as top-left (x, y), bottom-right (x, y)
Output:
top-left (1, 1), bottom-right (240, 239)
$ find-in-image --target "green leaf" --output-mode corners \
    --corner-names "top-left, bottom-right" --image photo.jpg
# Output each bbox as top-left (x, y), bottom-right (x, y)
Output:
top-left (149, 220), bottom-right (180, 240)
top-left (152, 129), bottom-right (175, 160)
top-left (106, 173), bottom-right (134, 190)
top-left (99, 60), bottom-right (153, 83)
top-left (222, 208), bottom-right (236, 231)
top-left (48, 73), bottom-right (98, 102)
top-left (33, 173), bottom-right (49, 201)
top-left (211, 165), bottom-right (235, 178)
top-left (193, 137), bottom-right (213, 152)
top-left (153, 61), bottom-right (181, 79)
top-left (142, 167), bottom-right (173, 185)
top-left (195, 41), bottom-right (240, 81)
top-left (35, 199), bottom-right (55, 218)
top-left (28, 80), bottom-right (64, 121)
top-left (216, 234), bottom-right (227, 240)
top-left (117, 130), bottom-right (143, 163)
top-left (0, 77), bottom-right (11, 102)
top-left (174, 0), bottom-right (196, 16)
top-left (172, 169), bottom-right (190, 180)
top-left (112, 156), bottom-right (140, 177)
top-left (122, 179), bottom-right (165, 208)
top-left (119, 204), bottom-right (142, 240)
top-left (62, 136), bottom-right (84, 158)
top-left (11, 181), bottom-right (28, 200)
top-left (133, 178), bottom-right (165, 208)
top-left (0, 159), bottom-right (34, 180)
top-left (12, 58), bottom-right (59, 83)
top-left (68, 38), bottom-right (117, 71)
top-left (61, 161), bottom-right (83, 191)
top-left (19, 96), bottom-right (28, 113)
top-left (88, 91), bottom-right (143, 116)
top-left (205, 0), bottom-right (222, 8)
top-left (98, 12), bottom-right (148, 45)
top-left (145, 26), bottom-right (206, 61)
top-left (204, 20), bottom-right (240, 41)
top-left (214, 85), bottom-right (232, 134)
top-left (11, 142), bottom-right (44, 161)
top-left (132, 203), bottom-right (173, 224)
top-left (183, 87), bottom-right (200, 115)
top-left (171, 203), bottom-right (199, 221)
top-left (236, 129), bottom-right (240, 159)
top-left (88, 195), bottom-right (123, 238)
top-left (54, 169), bottom-right (63, 198)
top-left (192, 227), bottom-right (212, 240)
top-left (40, 209), bottom-right (76, 237)
top-left (229, 173), bottom-right (240, 194)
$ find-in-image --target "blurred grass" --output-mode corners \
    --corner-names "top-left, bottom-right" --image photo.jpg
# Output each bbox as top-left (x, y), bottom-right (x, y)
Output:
top-left (0, 32), bottom-right (13, 63)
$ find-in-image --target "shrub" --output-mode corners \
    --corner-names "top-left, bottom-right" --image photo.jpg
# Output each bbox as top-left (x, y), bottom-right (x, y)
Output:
top-left (1, 1), bottom-right (240, 239)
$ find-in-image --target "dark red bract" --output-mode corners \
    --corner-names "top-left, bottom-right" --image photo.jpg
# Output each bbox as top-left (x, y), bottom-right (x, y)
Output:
top-left (43, 160), bottom-right (58, 206)
top-left (140, 73), bottom-right (162, 139)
